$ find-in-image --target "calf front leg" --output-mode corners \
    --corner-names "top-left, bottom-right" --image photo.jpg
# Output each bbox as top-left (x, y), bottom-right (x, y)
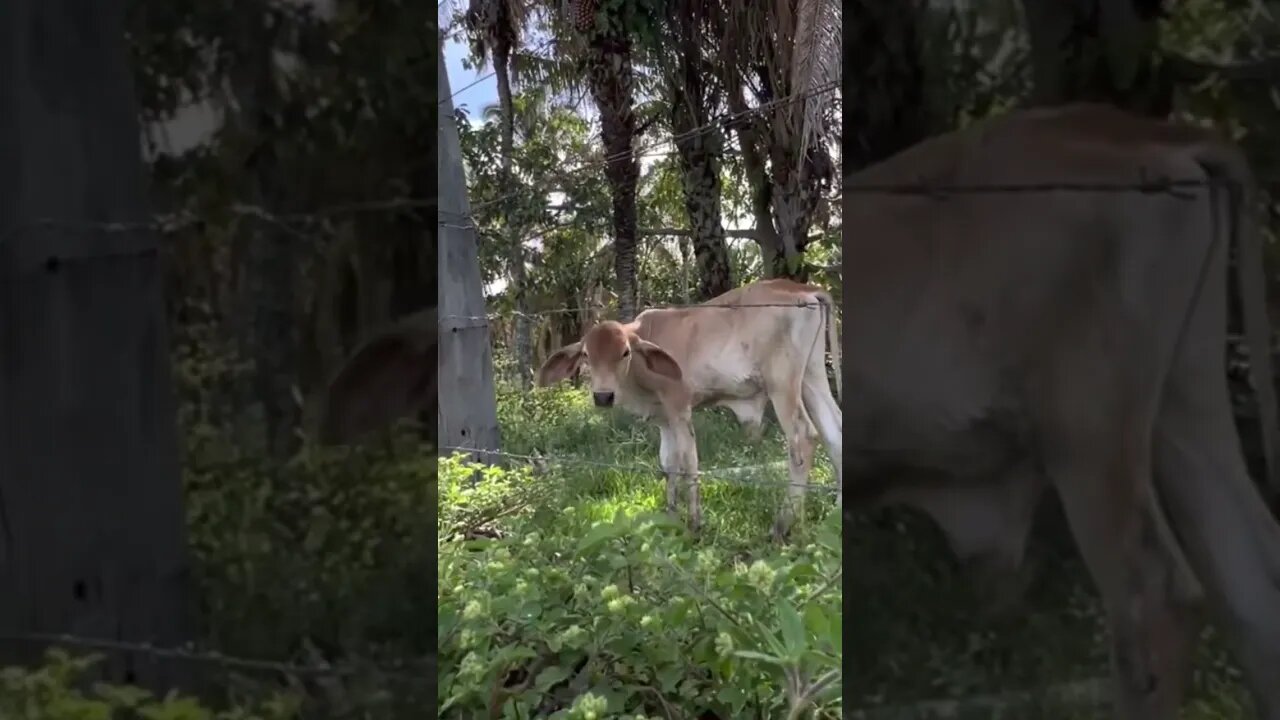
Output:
top-left (658, 420), bottom-right (701, 532)
top-left (658, 424), bottom-right (680, 516)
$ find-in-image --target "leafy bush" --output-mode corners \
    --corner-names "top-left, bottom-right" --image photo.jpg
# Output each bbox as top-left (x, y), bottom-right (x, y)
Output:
top-left (17, 378), bottom-right (1252, 719)
top-left (437, 454), bottom-right (842, 718)
top-left (183, 437), bottom-right (438, 667)
top-left (0, 650), bottom-right (300, 720)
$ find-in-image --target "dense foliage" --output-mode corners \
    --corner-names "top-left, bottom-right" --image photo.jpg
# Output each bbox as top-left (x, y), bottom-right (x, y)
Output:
top-left (3, 383), bottom-right (1260, 717)
top-left (6, 0), bottom-right (1279, 718)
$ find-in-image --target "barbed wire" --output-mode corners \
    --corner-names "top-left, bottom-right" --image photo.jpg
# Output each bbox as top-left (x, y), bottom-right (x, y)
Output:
top-left (440, 299), bottom-right (840, 331)
top-left (446, 171), bottom-right (1276, 241)
top-left (0, 632), bottom-right (431, 683)
top-left (0, 201), bottom-right (441, 280)
top-left (440, 445), bottom-right (841, 494)
top-left (0, 197), bottom-right (436, 254)
top-left (842, 175), bottom-right (1280, 195)
top-left (442, 71), bottom-right (495, 106)
top-left (438, 35), bottom-right (561, 107)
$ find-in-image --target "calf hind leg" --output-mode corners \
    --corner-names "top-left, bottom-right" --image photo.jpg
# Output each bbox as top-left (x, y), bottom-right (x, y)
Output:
top-left (1046, 424), bottom-right (1197, 720)
top-left (802, 370), bottom-right (842, 504)
top-left (767, 382), bottom-right (818, 541)
top-left (1155, 391), bottom-right (1280, 719)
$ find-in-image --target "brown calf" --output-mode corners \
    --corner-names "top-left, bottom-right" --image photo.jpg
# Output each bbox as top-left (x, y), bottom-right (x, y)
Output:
top-left (538, 279), bottom-right (842, 537)
top-left (843, 103), bottom-right (1280, 719)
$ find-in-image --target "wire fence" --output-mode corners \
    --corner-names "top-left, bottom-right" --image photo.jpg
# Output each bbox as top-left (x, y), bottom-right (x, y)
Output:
top-left (1, 197), bottom-right (434, 246)
top-left (439, 444), bottom-right (839, 494)
top-left (438, 171), bottom-right (1280, 525)
top-left (6, 51), bottom-right (1280, 715)
top-left (442, 299), bottom-right (836, 325)
top-left (0, 628), bottom-right (1118, 719)
top-left (0, 632), bottom-right (431, 684)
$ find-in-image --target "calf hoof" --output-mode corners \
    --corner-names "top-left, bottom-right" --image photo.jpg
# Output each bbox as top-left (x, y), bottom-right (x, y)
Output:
top-left (771, 520), bottom-right (793, 544)
top-left (686, 509), bottom-right (706, 532)
top-left (968, 560), bottom-right (1035, 623)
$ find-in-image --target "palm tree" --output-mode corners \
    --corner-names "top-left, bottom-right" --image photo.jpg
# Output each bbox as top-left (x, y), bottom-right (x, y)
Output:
top-left (718, 0), bottom-right (841, 279)
top-left (564, 0), bottom-right (646, 320)
top-left (1020, 0), bottom-right (1171, 115)
top-left (651, 0), bottom-right (734, 299)
top-left (464, 0), bottom-right (535, 384)
top-left (844, 1), bottom-right (929, 170)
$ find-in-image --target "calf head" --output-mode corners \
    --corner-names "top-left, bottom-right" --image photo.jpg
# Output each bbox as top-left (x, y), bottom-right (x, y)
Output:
top-left (537, 321), bottom-right (683, 407)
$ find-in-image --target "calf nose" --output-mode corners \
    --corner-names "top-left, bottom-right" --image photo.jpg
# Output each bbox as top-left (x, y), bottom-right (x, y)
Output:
top-left (593, 391), bottom-right (615, 407)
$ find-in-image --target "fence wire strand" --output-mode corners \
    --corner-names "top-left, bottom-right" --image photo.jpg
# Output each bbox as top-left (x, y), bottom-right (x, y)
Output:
top-left (0, 632), bottom-right (432, 683)
top-left (440, 298), bottom-right (840, 332)
top-left (9, 53), bottom-right (1280, 712)
top-left (440, 445), bottom-right (841, 494)
top-left (0, 197), bottom-right (434, 246)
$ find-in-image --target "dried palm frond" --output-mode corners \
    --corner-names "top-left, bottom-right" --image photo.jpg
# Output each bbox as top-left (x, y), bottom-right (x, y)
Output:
top-left (790, 0), bottom-right (841, 179)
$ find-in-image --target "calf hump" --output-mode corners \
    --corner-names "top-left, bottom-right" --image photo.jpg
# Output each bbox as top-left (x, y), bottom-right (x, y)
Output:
top-left (317, 309), bottom-right (437, 445)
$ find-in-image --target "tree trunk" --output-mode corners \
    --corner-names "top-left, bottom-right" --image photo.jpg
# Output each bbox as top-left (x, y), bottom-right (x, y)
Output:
top-left (0, 0), bottom-right (193, 692)
top-left (227, 3), bottom-right (299, 458)
top-left (678, 235), bottom-right (693, 304)
top-left (672, 103), bottom-right (733, 298)
top-left (767, 140), bottom-right (828, 281)
top-left (587, 36), bottom-right (641, 320)
top-left (844, 0), bottom-right (930, 170)
top-left (1020, 0), bottom-right (1172, 115)
top-left (669, 7), bottom-right (733, 299)
top-left (726, 78), bottom-right (786, 277)
top-left (493, 49), bottom-right (533, 387)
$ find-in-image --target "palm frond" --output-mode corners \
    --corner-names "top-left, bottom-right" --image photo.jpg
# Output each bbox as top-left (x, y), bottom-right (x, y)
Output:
top-left (791, 0), bottom-right (841, 176)
top-left (510, 51), bottom-right (587, 104)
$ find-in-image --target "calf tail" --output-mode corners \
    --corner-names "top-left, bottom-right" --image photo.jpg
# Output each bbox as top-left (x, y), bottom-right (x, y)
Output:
top-left (815, 290), bottom-right (841, 402)
top-left (1227, 162), bottom-right (1280, 502)
top-left (1196, 145), bottom-right (1280, 502)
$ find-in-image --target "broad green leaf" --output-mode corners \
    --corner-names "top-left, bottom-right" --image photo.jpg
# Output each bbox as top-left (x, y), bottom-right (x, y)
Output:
top-left (717, 684), bottom-right (747, 712)
top-left (804, 604), bottom-right (831, 642)
top-left (777, 598), bottom-right (807, 660)
top-left (577, 520), bottom-right (624, 553)
top-left (633, 511), bottom-right (683, 532)
top-left (657, 664), bottom-right (683, 692)
top-left (534, 665), bottom-right (571, 692)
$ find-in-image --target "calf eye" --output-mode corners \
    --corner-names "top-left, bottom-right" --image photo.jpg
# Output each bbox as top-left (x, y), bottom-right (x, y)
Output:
top-left (621, 348), bottom-right (630, 358)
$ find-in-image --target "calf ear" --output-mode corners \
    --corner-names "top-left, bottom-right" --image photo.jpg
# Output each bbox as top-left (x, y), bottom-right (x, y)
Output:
top-left (633, 339), bottom-right (683, 382)
top-left (537, 342), bottom-right (584, 386)
top-left (317, 310), bottom-right (436, 445)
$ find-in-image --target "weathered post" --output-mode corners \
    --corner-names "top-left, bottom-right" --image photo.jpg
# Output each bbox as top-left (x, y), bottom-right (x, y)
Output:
top-left (0, 0), bottom-right (192, 692)
top-left (437, 36), bottom-right (502, 460)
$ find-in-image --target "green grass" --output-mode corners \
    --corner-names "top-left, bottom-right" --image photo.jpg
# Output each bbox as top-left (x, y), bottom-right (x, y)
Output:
top-left (492, 381), bottom-right (839, 544)
top-left (470, 380), bottom-right (1258, 719)
top-left (439, 382), bottom-right (842, 718)
top-left (8, 376), bottom-right (1254, 719)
